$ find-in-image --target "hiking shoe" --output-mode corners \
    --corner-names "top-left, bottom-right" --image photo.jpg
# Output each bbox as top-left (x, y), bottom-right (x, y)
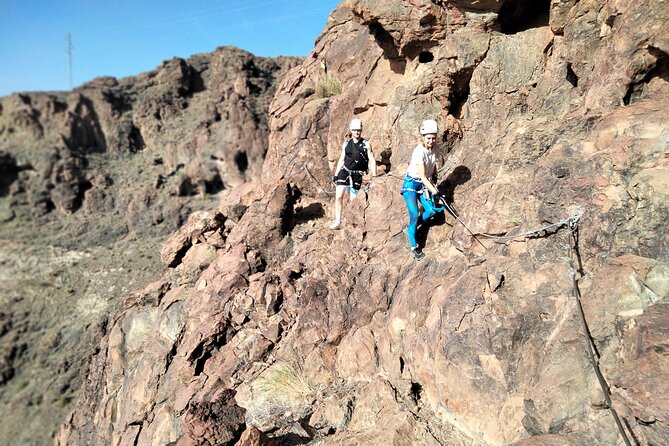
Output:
top-left (329, 220), bottom-right (341, 230)
top-left (410, 247), bottom-right (425, 260)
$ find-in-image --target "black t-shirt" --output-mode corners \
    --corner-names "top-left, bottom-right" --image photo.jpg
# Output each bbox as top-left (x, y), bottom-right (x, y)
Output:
top-left (343, 138), bottom-right (369, 172)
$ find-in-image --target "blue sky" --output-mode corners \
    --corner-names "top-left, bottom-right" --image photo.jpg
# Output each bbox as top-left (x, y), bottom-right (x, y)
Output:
top-left (0, 0), bottom-right (341, 96)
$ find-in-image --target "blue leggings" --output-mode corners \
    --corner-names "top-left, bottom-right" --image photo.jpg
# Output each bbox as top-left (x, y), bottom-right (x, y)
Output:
top-left (403, 191), bottom-right (439, 248)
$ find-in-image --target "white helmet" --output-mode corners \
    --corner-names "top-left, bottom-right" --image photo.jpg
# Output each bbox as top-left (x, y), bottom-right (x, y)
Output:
top-left (349, 118), bottom-right (363, 131)
top-left (420, 119), bottom-right (438, 135)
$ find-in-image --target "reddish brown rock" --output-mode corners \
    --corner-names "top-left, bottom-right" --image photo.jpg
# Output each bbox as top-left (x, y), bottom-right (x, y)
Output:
top-left (225, 181), bottom-right (295, 264)
top-left (610, 303), bottom-right (669, 445)
top-left (235, 427), bottom-right (276, 446)
top-left (160, 210), bottom-right (226, 267)
top-left (0, 47), bottom-right (300, 230)
top-left (0, 48), bottom-right (300, 446)
top-left (55, 1), bottom-right (669, 446)
top-left (176, 390), bottom-right (246, 446)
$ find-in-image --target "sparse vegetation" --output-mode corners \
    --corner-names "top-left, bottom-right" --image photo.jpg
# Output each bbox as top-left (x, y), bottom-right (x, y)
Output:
top-left (247, 361), bottom-right (319, 431)
top-left (253, 361), bottom-right (317, 404)
top-left (314, 73), bottom-right (342, 98)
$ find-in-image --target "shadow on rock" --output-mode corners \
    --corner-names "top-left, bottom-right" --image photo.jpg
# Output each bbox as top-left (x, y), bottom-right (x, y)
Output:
top-left (294, 202), bottom-right (325, 225)
top-left (414, 165), bottom-right (471, 247)
top-left (438, 165), bottom-right (472, 204)
top-left (416, 212), bottom-right (447, 248)
top-left (273, 432), bottom-right (312, 446)
top-left (0, 152), bottom-right (18, 197)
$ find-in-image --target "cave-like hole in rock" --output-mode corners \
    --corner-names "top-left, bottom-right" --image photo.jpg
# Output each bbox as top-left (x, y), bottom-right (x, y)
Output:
top-left (368, 20), bottom-right (406, 74)
top-left (205, 174), bottom-right (224, 194)
top-left (410, 382), bottom-right (422, 403)
top-left (234, 150), bottom-right (249, 174)
top-left (128, 124), bottom-right (145, 152)
top-left (418, 51), bottom-right (434, 63)
top-left (449, 67), bottom-right (475, 119)
top-left (566, 63), bottom-right (578, 87)
top-left (178, 177), bottom-right (198, 196)
top-left (72, 179), bottom-right (93, 211)
top-left (498, 0), bottom-right (550, 34)
top-left (0, 152), bottom-right (19, 197)
top-left (420, 13), bottom-right (436, 27)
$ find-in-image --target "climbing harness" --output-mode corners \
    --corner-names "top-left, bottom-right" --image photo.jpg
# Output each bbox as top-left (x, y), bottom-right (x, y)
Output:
top-left (303, 163), bottom-right (372, 199)
top-left (421, 191), bottom-right (445, 215)
top-left (400, 174), bottom-right (424, 194)
top-left (339, 165), bottom-right (366, 193)
top-left (327, 138), bottom-right (371, 194)
top-left (286, 137), bottom-right (370, 199)
top-left (343, 138), bottom-right (370, 172)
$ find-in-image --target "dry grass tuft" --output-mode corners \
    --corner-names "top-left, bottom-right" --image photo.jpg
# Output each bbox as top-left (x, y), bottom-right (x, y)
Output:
top-left (253, 362), bottom-right (317, 404)
top-left (314, 73), bottom-right (342, 98)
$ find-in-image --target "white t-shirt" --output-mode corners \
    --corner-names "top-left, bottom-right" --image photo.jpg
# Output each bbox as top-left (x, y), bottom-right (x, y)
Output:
top-left (406, 144), bottom-right (436, 178)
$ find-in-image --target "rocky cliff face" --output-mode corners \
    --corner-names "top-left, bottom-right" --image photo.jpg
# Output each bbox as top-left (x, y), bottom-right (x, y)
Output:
top-left (0, 47), bottom-right (300, 229)
top-left (56, 1), bottom-right (668, 446)
top-left (0, 47), bottom-right (299, 446)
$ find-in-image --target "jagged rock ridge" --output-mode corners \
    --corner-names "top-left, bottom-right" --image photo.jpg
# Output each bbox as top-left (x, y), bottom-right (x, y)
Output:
top-left (58, 1), bottom-right (668, 446)
top-left (0, 47), bottom-right (300, 233)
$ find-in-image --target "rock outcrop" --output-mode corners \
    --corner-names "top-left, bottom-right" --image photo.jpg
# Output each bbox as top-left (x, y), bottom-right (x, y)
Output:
top-left (57, 1), bottom-right (669, 445)
top-left (0, 47), bottom-right (300, 232)
top-left (0, 47), bottom-right (299, 446)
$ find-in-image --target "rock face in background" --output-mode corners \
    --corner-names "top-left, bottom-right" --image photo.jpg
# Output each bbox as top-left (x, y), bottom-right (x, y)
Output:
top-left (0, 47), bottom-right (300, 230)
top-left (45, 0), bottom-right (669, 445)
top-left (0, 47), bottom-right (299, 446)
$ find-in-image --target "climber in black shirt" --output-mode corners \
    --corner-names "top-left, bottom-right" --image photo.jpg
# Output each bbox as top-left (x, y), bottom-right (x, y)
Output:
top-left (330, 118), bottom-right (376, 229)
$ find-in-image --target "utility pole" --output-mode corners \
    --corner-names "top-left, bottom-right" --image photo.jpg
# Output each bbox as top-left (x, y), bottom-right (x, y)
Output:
top-left (66, 33), bottom-right (73, 89)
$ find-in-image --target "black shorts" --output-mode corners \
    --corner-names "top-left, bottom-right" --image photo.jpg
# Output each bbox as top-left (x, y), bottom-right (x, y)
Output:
top-left (335, 169), bottom-right (363, 191)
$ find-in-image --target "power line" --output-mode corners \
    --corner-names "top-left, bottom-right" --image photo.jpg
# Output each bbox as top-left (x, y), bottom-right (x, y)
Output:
top-left (66, 33), bottom-right (73, 89)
